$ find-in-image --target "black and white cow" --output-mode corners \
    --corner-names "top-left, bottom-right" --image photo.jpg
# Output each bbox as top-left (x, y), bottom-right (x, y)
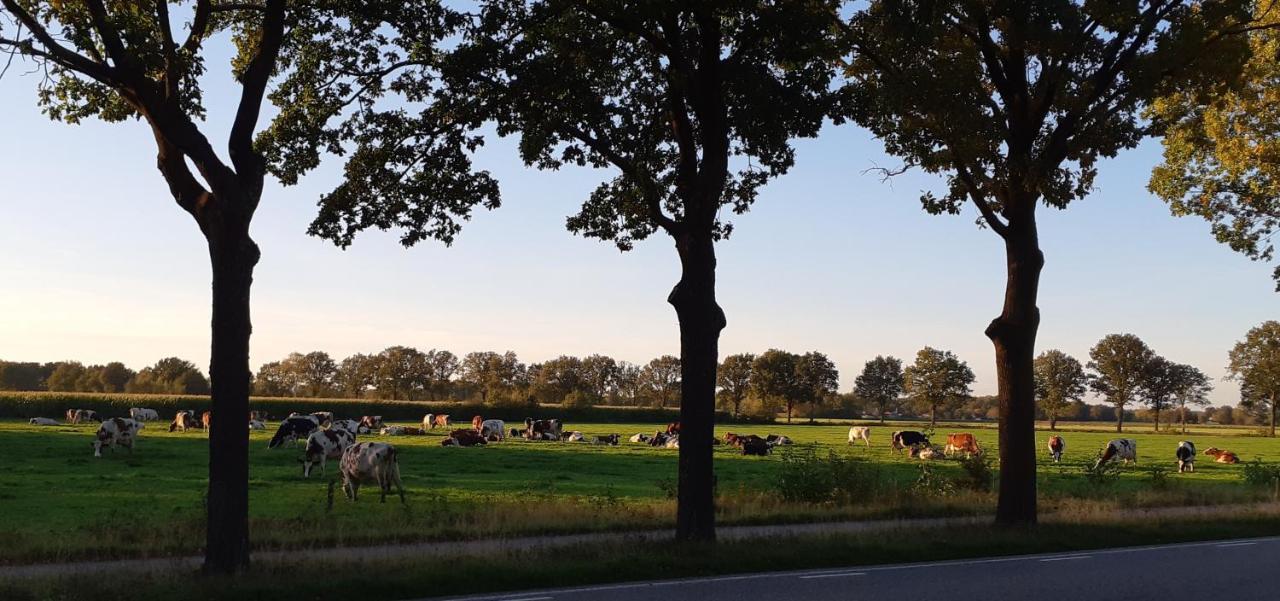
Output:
top-left (29, 417), bottom-right (59, 426)
top-left (341, 442), bottom-right (405, 503)
top-left (480, 419), bottom-right (506, 440)
top-left (303, 428), bottom-right (356, 477)
top-left (1095, 438), bottom-right (1138, 469)
top-left (93, 417), bottom-right (141, 457)
top-left (523, 418), bottom-right (563, 441)
top-left (269, 415), bottom-right (322, 449)
top-left (129, 408), bottom-right (160, 421)
top-left (593, 434), bottom-right (620, 446)
top-left (330, 419), bottom-right (361, 433)
top-left (1176, 440), bottom-right (1196, 473)
top-left (891, 430), bottom-right (929, 453)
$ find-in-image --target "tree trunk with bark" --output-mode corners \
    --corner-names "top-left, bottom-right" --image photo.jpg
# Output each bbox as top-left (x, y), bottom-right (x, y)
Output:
top-left (988, 217), bottom-right (1043, 527)
top-left (202, 214), bottom-right (259, 574)
top-left (1049, 416), bottom-right (1057, 431)
top-left (669, 232), bottom-right (725, 543)
top-left (1117, 406), bottom-right (1125, 433)
top-left (1154, 407), bottom-right (1160, 432)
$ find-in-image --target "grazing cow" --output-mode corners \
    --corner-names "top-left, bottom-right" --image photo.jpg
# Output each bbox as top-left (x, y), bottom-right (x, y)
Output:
top-left (433, 414), bottom-right (452, 429)
top-left (129, 408), bottom-right (159, 422)
top-left (1048, 436), bottom-right (1065, 463)
top-left (891, 431), bottom-right (929, 453)
top-left (340, 442), bottom-right (405, 503)
top-left (1094, 439), bottom-right (1138, 469)
top-left (248, 419), bottom-right (266, 431)
top-left (331, 419), bottom-right (361, 433)
top-left (1204, 447), bottom-right (1240, 464)
top-left (766, 434), bottom-right (793, 446)
top-left (630, 433), bottom-right (651, 444)
top-left (471, 415), bottom-right (485, 431)
top-left (169, 410), bottom-right (200, 432)
top-left (380, 426), bottom-right (425, 436)
top-left (524, 418), bottom-right (563, 440)
top-left (423, 414), bottom-right (435, 429)
top-left (359, 416), bottom-right (384, 434)
top-left (442, 429), bottom-right (487, 447)
top-left (303, 428), bottom-right (356, 477)
top-left (566, 431), bottom-right (586, 442)
top-left (92, 418), bottom-right (141, 458)
top-left (848, 426), bottom-right (872, 447)
top-left (268, 415), bottom-right (322, 449)
top-left (66, 409), bottom-right (100, 425)
top-left (593, 434), bottom-right (620, 446)
top-left (29, 417), bottom-right (59, 426)
top-left (741, 439), bottom-right (771, 456)
top-left (1176, 441), bottom-right (1197, 473)
top-left (480, 419), bottom-right (506, 440)
top-left (201, 411), bottom-right (213, 431)
top-left (944, 433), bottom-right (981, 458)
top-left (666, 421), bottom-right (681, 435)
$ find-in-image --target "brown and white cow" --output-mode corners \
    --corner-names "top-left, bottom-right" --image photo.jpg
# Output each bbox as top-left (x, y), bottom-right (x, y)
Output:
top-left (380, 425), bottom-right (425, 436)
top-left (1048, 436), bottom-right (1065, 463)
top-left (359, 415), bottom-right (384, 433)
top-left (471, 415), bottom-right (485, 431)
top-left (93, 417), bottom-right (141, 457)
top-left (303, 428), bottom-right (356, 477)
top-left (66, 409), bottom-right (101, 425)
top-left (848, 426), bottom-right (872, 447)
top-left (666, 421), bottom-right (681, 435)
top-left (945, 433), bottom-right (981, 458)
top-left (169, 410), bottom-right (200, 432)
top-left (523, 418), bottom-right (562, 440)
top-left (442, 429), bottom-right (487, 447)
top-left (201, 411), bottom-right (213, 432)
top-left (1204, 447), bottom-right (1240, 464)
top-left (340, 442), bottom-right (405, 503)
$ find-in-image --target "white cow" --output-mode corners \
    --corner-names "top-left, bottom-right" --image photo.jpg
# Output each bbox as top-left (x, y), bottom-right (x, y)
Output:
top-left (93, 418), bottom-right (141, 457)
top-left (848, 426), bottom-right (872, 447)
top-left (566, 431), bottom-right (586, 442)
top-left (629, 433), bottom-right (651, 444)
top-left (480, 419), bottom-right (506, 440)
top-left (248, 419), bottom-right (267, 430)
top-left (340, 442), bottom-right (405, 503)
top-left (303, 428), bottom-right (357, 477)
top-left (1095, 438), bottom-right (1138, 469)
top-left (129, 408), bottom-right (160, 421)
top-left (29, 417), bottom-right (59, 426)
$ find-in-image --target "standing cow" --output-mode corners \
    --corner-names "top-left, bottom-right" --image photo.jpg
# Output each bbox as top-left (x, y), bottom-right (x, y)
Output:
top-left (93, 418), bottom-right (141, 457)
top-left (169, 410), bottom-right (200, 432)
top-left (944, 433), bottom-right (981, 458)
top-left (268, 415), bottom-right (322, 449)
top-left (848, 426), bottom-right (872, 447)
top-left (1176, 441), bottom-right (1196, 473)
top-left (340, 442), bottom-right (405, 503)
top-left (480, 419), bottom-right (506, 441)
top-left (129, 408), bottom-right (159, 422)
top-left (891, 430), bottom-right (929, 453)
top-left (303, 428), bottom-right (356, 477)
top-left (1047, 436), bottom-right (1065, 463)
top-left (66, 409), bottom-right (101, 425)
top-left (1094, 439), bottom-right (1138, 469)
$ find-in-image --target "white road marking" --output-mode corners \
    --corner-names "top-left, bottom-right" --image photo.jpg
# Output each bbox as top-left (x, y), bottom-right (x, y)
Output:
top-left (1039, 555), bottom-right (1091, 562)
top-left (1216, 542), bottom-right (1257, 548)
top-left (799, 571), bottom-right (867, 579)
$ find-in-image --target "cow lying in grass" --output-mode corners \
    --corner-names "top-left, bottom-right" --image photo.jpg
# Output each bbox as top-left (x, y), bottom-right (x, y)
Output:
top-left (248, 419), bottom-right (266, 431)
top-left (629, 433), bottom-right (651, 443)
top-left (341, 442), bottom-right (405, 503)
top-left (93, 418), bottom-right (141, 458)
top-left (380, 426), bottom-right (425, 436)
top-left (1204, 447), bottom-right (1240, 464)
top-left (441, 429), bottom-right (487, 447)
top-left (303, 428), bottom-right (356, 477)
top-left (29, 417), bottom-right (59, 426)
top-left (129, 408), bottom-right (159, 421)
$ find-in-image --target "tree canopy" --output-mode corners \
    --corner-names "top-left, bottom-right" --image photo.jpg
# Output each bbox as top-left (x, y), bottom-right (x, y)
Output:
top-left (903, 347), bottom-right (974, 426)
top-left (1088, 333), bottom-right (1156, 432)
top-left (1033, 349), bottom-right (1087, 430)
top-left (1228, 320), bottom-right (1280, 436)
top-left (854, 355), bottom-right (904, 423)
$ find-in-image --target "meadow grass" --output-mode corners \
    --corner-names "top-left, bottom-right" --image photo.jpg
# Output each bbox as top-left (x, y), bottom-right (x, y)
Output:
top-left (1, 418), bottom-right (1278, 563)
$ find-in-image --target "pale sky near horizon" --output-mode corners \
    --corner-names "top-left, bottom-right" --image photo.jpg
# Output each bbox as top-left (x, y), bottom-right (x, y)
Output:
top-left (0, 40), bottom-right (1275, 406)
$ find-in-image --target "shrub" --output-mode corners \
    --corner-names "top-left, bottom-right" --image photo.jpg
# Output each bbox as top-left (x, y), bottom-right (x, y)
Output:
top-left (912, 462), bottom-right (957, 497)
top-left (775, 445), bottom-right (880, 504)
top-left (955, 453), bottom-right (994, 492)
top-left (1082, 454), bottom-right (1122, 487)
top-left (1146, 466), bottom-right (1169, 489)
top-left (1241, 459), bottom-right (1280, 487)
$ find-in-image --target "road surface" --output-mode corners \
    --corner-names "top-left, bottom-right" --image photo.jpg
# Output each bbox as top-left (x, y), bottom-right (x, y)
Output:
top-left (428, 535), bottom-right (1279, 601)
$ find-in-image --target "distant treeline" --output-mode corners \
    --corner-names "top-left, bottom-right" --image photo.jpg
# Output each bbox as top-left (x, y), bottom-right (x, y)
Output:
top-left (0, 358), bottom-right (209, 396)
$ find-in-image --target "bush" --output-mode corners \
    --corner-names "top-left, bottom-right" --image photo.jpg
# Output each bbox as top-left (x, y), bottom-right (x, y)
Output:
top-left (775, 445), bottom-right (880, 504)
top-left (1082, 454), bottom-right (1123, 487)
top-left (912, 462), bottom-right (957, 496)
top-left (1146, 466), bottom-right (1169, 489)
top-left (1241, 458), bottom-right (1280, 487)
top-left (956, 453), bottom-right (994, 492)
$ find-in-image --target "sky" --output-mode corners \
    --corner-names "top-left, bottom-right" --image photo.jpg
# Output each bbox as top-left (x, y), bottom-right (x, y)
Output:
top-left (0, 41), bottom-right (1275, 406)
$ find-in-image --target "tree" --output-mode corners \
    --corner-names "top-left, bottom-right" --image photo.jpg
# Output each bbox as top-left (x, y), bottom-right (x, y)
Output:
top-left (375, 347), bottom-right (429, 401)
top-left (45, 362), bottom-right (86, 392)
top-left (1228, 321), bottom-right (1280, 436)
top-left (794, 351), bottom-right (839, 424)
top-left (854, 356), bottom-right (904, 423)
top-left (1150, 11), bottom-right (1280, 289)
top-left (640, 356), bottom-right (683, 409)
top-left (292, 351), bottom-right (336, 397)
top-left (0, 361), bottom-right (44, 391)
top-left (1088, 334), bottom-right (1156, 433)
top-left (459, 351), bottom-right (525, 404)
top-left (1140, 356), bottom-right (1182, 432)
top-left (751, 350), bottom-right (801, 422)
top-left (424, 349), bottom-right (460, 400)
top-left (1167, 363), bottom-right (1213, 434)
top-left (716, 353), bottom-right (755, 417)
top-left (580, 354), bottom-right (619, 403)
top-left (614, 362), bottom-right (644, 406)
top-left (334, 353), bottom-right (378, 399)
top-left (1033, 350), bottom-right (1087, 430)
top-left (530, 355), bottom-right (585, 404)
top-left (267, 0), bottom-right (841, 543)
top-left (844, 0), bottom-right (1255, 526)
top-left (99, 362), bottom-right (134, 393)
top-left (254, 361), bottom-right (295, 397)
top-left (903, 347), bottom-right (975, 426)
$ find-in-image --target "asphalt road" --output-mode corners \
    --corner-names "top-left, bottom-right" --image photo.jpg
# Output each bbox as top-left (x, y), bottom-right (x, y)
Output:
top-left (428, 536), bottom-right (1280, 601)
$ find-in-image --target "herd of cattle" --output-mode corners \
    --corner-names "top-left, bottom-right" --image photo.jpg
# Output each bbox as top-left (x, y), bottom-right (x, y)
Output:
top-left (28, 410), bottom-right (1254, 502)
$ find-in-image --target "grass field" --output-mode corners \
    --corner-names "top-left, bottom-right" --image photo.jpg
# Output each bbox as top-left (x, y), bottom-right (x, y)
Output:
top-left (2, 417), bottom-right (1278, 563)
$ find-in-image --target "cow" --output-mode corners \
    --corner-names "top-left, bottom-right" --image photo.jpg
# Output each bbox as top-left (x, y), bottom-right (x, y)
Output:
top-left (129, 408), bottom-right (159, 422)
top-left (331, 419), bottom-right (361, 433)
top-left (666, 421), bottom-right (681, 435)
top-left (1094, 439), bottom-right (1138, 469)
top-left (509, 428), bottom-right (525, 439)
top-left (766, 434), bottom-right (793, 446)
top-left (249, 410), bottom-right (267, 422)
top-left (848, 426), bottom-right (872, 447)
top-left (725, 433), bottom-right (767, 448)
top-left (248, 419), bottom-right (267, 431)
top-left (268, 415), bottom-right (322, 449)
top-left (471, 415), bottom-right (485, 431)
top-left (340, 442), bottom-right (405, 503)
top-left (380, 426), bottom-right (425, 436)
top-left (442, 429), bottom-right (487, 447)
top-left (1204, 447), bottom-right (1240, 464)
top-left (665, 435), bottom-right (680, 449)
top-left (649, 431), bottom-right (671, 447)
top-left (302, 428), bottom-right (356, 477)
top-left (566, 431), bottom-right (586, 442)
top-left (1176, 441), bottom-right (1196, 473)
top-left (66, 409), bottom-right (101, 425)
top-left (480, 419), bottom-right (506, 440)
top-left (92, 417), bottom-right (141, 458)
top-left (310, 412), bottom-right (334, 427)
top-left (29, 417), bottom-right (59, 426)
top-left (423, 414), bottom-right (435, 429)
top-left (1048, 436), bottom-right (1065, 463)
top-left (741, 439), bottom-right (771, 456)
top-left (169, 410), bottom-right (200, 432)
top-left (945, 433), bottom-right (981, 458)
top-left (630, 433), bottom-right (651, 444)
top-left (359, 415), bottom-right (384, 434)
top-left (524, 418), bottom-right (563, 440)
top-left (891, 431), bottom-right (929, 453)
top-left (593, 434), bottom-right (620, 446)
top-left (201, 411), bottom-right (213, 431)
top-left (433, 414), bottom-right (452, 429)
top-left (913, 445), bottom-right (944, 460)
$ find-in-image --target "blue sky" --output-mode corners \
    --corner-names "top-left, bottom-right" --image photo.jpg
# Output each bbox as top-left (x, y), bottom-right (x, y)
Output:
top-left (0, 43), bottom-right (1274, 405)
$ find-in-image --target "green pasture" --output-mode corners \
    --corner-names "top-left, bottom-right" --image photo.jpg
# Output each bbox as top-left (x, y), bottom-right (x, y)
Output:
top-left (1, 418), bottom-right (1277, 563)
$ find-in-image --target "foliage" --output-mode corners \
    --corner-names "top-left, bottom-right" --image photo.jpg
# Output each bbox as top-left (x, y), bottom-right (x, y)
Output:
top-left (1228, 321), bottom-right (1280, 435)
top-left (1088, 334), bottom-right (1156, 429)
top-left (854, 355), bottom-right (904, 422)
top-left (1242, 458), bottom-right (1280, 487)
top-left (1034, 350), bottom-right (1087, 428)
top-left (775, 445), bottom-right (881, 504)
top-left (716, 353), bottom-right (756, 417)
top-left (903, 347), bottom-right (974, 426)
top-left (639, 356), bottom-right (681, 409)
top-left (1082, 454), bottom-right (1124, 488)
top-left (1147, 466), bottom-right (1170, 489)
top-left (956, 452), bottom-right (995, 492)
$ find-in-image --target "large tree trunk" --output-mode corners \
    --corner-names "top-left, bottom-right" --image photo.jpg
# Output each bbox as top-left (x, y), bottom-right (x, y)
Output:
top-left (669, 233), bottom-right (725, 543)
top-left (988, 220), bottom-right (1043, 527)
top-left (1049, 416), bottom-right (1057, 431)
top-left (203, 225), bottom-right (259, 574)
top-left (1116, 406), bottom-right (1125, 433)
top-left (1154, 407), bottom-right (1160, 432)
top-left (1271, 396), bottom-right (1276, 437)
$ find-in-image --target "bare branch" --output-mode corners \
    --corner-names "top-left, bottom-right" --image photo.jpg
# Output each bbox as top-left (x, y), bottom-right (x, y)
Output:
top-left (0, 0), bottom-right (117, 84)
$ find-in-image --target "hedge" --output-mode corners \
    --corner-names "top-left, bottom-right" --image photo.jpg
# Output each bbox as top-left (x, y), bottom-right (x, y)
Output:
top-left (0, 391), bottom-right (748, 424)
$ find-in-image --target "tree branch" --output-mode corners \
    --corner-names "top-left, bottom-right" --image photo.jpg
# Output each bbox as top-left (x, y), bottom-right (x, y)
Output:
top-left (557, 121), bottom-right (680, 233)
top-left (0, 0), bottom-right (117, 84)
top-left (228, 0), bottom-right (285, 181)
top-left (182, 0), bottom-right (211, 54)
